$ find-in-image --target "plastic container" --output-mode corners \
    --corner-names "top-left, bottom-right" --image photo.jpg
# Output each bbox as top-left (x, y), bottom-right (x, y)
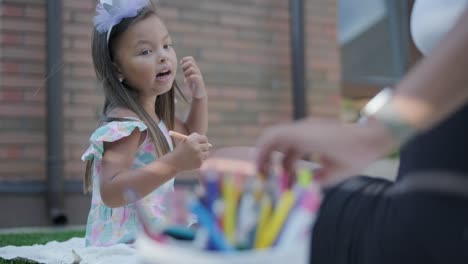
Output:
top-left (135, 233), bottom-right (309, 264)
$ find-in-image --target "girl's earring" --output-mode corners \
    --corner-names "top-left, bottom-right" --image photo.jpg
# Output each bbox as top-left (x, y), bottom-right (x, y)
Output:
top-left (118, 77), bottom-right (124, 83)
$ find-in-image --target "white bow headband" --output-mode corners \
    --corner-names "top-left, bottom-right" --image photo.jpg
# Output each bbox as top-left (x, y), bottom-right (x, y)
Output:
top-left (94, 0), bottom-right (151, 45)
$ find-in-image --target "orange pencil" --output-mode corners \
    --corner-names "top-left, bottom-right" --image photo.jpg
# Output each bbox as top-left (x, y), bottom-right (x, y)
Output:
top-left (168, 130), bottom-right (213, 147)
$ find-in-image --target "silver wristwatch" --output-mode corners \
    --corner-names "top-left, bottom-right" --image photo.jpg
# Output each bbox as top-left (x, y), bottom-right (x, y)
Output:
top-left (359, 87), bottom-right (417, 145)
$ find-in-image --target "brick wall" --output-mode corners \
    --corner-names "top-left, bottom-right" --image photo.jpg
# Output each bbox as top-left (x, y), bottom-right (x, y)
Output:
top-left (62, 0), bottom-right (100, 181)
top-left (0, 0), bottom-right (47, 182)
top-left (0, 0), bottom-right (341, 183)
top-left (306, 0), bottom-right (341, 117)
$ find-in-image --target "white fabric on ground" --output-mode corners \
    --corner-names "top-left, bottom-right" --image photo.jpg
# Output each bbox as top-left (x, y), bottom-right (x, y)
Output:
top-left (0, 237), bottom-right (141, 264)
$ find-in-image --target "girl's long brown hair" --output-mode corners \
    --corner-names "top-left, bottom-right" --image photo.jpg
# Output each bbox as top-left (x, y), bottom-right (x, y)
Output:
top-left (84, 2), bottom-right (185, 194)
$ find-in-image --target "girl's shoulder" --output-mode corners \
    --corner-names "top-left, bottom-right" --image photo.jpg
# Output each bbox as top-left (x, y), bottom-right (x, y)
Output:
top-left (106, 108), bottom-right (140, 120)
top-left (81, 109), bottom-right (148, 161)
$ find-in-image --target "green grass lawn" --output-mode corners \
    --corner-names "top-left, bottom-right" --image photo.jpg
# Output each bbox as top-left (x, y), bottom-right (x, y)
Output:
top-left (0, 230), bottom-right (85, 264)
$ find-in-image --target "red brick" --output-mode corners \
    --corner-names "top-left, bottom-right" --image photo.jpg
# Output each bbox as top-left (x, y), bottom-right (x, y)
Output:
top-left (2, 75), bottom-right (46, 88)
top-left (24, 6), bottom-right (45, 19)
top-left (5, 146), bottom-right (22, 159)
top-left (64, 106), bottom-right (96, 118)
top-left (180, 10), bottom-right (217, 23)
top-left (72, 93), bottom-right (103, 105)
top-left (65, 133), bottom-right (91, 145)
top-left (64, 79), bottom-right (98, 90)
top-left (72, 39), bottom-right (91, 50)
top-left (64, 51), bottom-right (92, 65)
top-left (63, 0), bottom-right (94, 11)
top-left (0, 18), bottom-right (45, 33)
top-left (208, 100), bottom-right (238, 111)
top-left (22, 146), bottom-right (45, 159)
top-left (201, 50), bottom-right (238, 62)
top-left (70, 148), bottom-right (88, 160)
top-left (1, 0), bottom-right (45, 5)
top-left (24, 34), bottom-right (45, 47)
top-left (198, 2), bottom-right (238, 14)
top-left (71, 12), bottom-right (94, 24)
top-left (238, 5), bottom-right (269, 17)
top-left (64, 23), bottom-right (93, 37)
top-left (20, 63), bottom-right (44, 75)
top-left (70, 120), bottom-right (100, 132)
top-left (207, 125), bottom-right (240, 136)
top-left (0, 149), bottom-right (7, 160)
top-left (220, 88), bottom-right (257, 100)
top-left (181, 36), bottom-right (219, 48)
top-left (220, 39), bottom-right (259, 51)
top-left (238, 54), bottom-right (271, 65)
top-left (63, 10), bottom-right (72, 22)
top-left (158, 7), bottom-right (179, 20)
top-left (270, 9), bottom-right (289, 21)
top-left (1, 63), bottom-right (21, 73)
top-left (0, 161), bottom-right (45, 174)
top-left (23, 90), bottom-right (45, 102)
top-left (65, 161), bottom-right (86, 174)
top-left (0, 47), bottom-right (45, 61)
top-left (1, 4), bottom-right (24, 17)
top-left (0, 33), bottom-right (22, 45)
top-left (0, 90), bottom-right (23, 101)
top-left (167, 22), bottom-right (200, 35)
top-left (0, 133), bottom-right (44, 144)
top-left (0, 104), bottom-right (45, 117)
top-left (238, 126), bottom-right (262, 137)
top-left (72, 66), bottom-right (96, 78)
top-left (208, 112), bottom-right (221, 122)
top-left (199, 26), bottom-right (237, 38)
top-left (220, 15), bottom-right (258, 28)
top-left (258, 112), bottom-right (290, 125)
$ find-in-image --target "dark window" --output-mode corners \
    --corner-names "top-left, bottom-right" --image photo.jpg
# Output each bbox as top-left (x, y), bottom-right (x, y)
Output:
top-left (339, 0), bottom-right (411, 97)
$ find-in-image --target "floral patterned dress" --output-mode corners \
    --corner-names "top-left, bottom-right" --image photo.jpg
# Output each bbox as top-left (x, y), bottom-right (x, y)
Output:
top-left (81, 118), bottom-right (174, 246)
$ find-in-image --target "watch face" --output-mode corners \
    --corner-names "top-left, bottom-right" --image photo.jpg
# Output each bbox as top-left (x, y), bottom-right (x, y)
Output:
top-left (362, 87), bottom-right (393, 116)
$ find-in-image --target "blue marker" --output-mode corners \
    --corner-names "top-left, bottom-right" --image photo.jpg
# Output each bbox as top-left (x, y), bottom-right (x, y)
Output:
top-left (202, 171), bottom-right (223, 250)
top-left (203, 170), bottom-right (221, 213)
top-left (188, 196), bottom-right (233, 252)
top-left (162, 226), bottom-right (196, 241)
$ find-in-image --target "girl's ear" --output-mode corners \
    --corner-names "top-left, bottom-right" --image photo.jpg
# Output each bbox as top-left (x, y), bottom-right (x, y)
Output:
top-left (113, 61), bottom-right (124, 82)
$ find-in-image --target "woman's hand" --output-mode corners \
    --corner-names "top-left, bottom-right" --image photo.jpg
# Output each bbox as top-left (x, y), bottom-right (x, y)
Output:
top-left (256, 118), bottom-right (398, 186)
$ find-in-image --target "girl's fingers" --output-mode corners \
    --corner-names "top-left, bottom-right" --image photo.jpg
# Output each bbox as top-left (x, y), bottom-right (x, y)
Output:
top-left (181, 61), bottom-right (194, 71)
top-left (187, 74), bottom-right (202, 84)
top-left (184, 67), bottom-right (198, 78)
top-left (180, 57), bottom-right (197, 69)
top-left (199, 143), bottom-right (211, 152)
top-left (180, 56), bottom-right (195, 64)
top-left (195, 134), bottom-right (208, 143)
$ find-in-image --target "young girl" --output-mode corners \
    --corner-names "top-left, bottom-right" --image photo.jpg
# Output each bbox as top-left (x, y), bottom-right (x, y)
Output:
top-left (81, 0), bottom-right (209, 246)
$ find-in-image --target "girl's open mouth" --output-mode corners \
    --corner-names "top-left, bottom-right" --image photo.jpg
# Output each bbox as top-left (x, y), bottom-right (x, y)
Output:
top-left (156, 70), bottom-right (171, 81)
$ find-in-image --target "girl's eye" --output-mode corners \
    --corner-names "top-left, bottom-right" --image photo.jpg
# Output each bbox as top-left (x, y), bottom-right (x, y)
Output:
top-left (163, 44), bottom-right (172, 49)
top-left (140, 49), bottom-right (152, 55)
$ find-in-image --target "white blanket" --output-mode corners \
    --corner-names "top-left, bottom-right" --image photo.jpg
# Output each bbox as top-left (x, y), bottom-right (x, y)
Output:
top-left (0, 237), bottom-right (142, 264)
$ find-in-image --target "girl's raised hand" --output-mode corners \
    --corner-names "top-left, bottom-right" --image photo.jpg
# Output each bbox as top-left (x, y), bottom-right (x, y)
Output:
top-left (180, 56), bottom-right (206, 99)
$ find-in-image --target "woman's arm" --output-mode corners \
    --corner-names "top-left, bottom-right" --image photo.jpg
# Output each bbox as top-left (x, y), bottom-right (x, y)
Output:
top-left (392, 7), bottom-right (468, 130)
top-left (256, 8), bottom-right (468, 185)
